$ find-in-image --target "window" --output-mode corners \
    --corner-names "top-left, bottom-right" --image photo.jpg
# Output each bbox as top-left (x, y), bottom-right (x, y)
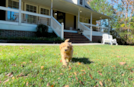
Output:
top-left (25, 4), bottom-right (37, 24)
top-left (8, 0), bottom-right (19, 8)
top-left (40, 8), bottom-right (49, 15)
top-left (26, 5), bottom-right (36, 13)
top-left (7, 0), bottom-right (19, 21)
top-left (80, 0), bottom-right (83, 5)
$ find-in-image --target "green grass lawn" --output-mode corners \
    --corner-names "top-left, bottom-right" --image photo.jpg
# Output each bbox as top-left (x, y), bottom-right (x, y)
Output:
top-left (0, 45), bottom-right (134, 87)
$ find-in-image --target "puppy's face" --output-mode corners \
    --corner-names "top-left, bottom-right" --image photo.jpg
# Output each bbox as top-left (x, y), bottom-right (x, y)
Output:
top-left (60, 43), bottom-right (72, 53)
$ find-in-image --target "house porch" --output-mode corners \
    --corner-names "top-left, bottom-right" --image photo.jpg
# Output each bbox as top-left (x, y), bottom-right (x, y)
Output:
top-left (0, 0), bottom-right (111, 43)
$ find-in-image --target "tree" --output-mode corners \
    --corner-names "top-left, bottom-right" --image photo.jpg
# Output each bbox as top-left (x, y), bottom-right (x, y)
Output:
top-left (87, 0), bottom-right (115, 32)
top-left (110, 0), bottom-right (134, 44)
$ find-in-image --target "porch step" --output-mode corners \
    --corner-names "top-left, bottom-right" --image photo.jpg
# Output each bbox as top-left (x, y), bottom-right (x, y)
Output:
top-left (64, 32), bottom-right (91, 43)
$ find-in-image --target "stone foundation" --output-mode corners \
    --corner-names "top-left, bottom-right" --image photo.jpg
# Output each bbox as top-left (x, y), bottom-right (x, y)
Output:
top-left (0, 30), bottom-right (36, 37)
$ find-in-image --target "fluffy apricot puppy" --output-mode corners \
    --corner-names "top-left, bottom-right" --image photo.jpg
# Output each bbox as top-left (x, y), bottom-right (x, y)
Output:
top-left (59, 39), bottom-right (73, 66)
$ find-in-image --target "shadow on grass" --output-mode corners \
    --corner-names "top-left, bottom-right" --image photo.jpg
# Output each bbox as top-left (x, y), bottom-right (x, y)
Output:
top-left (71, 57), bottom-right (94, 64)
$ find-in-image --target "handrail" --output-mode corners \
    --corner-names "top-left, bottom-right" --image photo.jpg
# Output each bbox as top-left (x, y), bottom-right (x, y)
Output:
top-left (0, 6), bottom-right (19, 12)
top-left (0, 6), bottom-right (51, 19)
top-left (81, 22), bottom-right (109, 29)
top-left (51, 16), bottom-right (61, 26)
top-left (22, 11), bottom-right (51, 18)
top-left (79, 22), bottom-right (91, 41)
top-left (51, 16), bottom-right (64, 39)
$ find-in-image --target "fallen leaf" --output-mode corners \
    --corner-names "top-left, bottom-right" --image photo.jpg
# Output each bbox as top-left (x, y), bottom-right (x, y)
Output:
top-left (122, 74), bottom-right (124, 76)
top-left (68, 76), bottom-right (72, 78)
top-left (12, 77), bottom-right (15, 79)
top-left (17, 73), bottom-right (25, 77)
top-left (78, 62), bottom-right (81, 65)
top-left (29, 61), bottom-right (32, 63)
top-left (81, 70), bottom-right (85, 71)
top-left (128, 78), bottom-right (133, 81)
top-left (79, 81), bottom-right (84, 85)
top-left (19, 47), bottom-right (23, 49)
top-left (119, 62), bottom-right (126, 65)
top-left (3, 79), bottom-right (9, 84)
top-left (98, 71), bottom-right (102, 76)
top-left (6, 72), bottom-right (13, 77)
top-left (47, 83), bottom-right (50, 87)
top-left (60, 73), bottom-right (63, 75)
top-left (41, 66), bottom-right (44, 70)
top-left (89, 73), bottom-right (93, 79)
top-left (23, 62), bottom-right (26, 64)
top-left (60, 60), bottom-right (62, 62)
top-left (99, 81), bottom-right (103, 86)
top-left (26, 82), bottom-right (29, 86)
top-left (117, 56), bottom-right (120, 58)
top-left (69, 66), bottom-right (71, 70)
top-left (98, 73), bottom-right (103, 76)
top-left (74, 72), bottom-right (77, 76)
top-left (64, 85), bottom-right (69, 87)
top-left (75, 77), bottom-right (78, 81)
top-left (12, 64), bottom-right (16, 67)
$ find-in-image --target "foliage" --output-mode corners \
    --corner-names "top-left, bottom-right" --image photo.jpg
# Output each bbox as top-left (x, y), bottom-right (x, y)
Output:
top-left (110, 0), bottom-right (134, 44)
top-left (1, 45), bottom-right (134, 86)
top-left (76, 29), bottom-right (83, 34)
top-left (88, 0), bottom-right (134, 44)
top-left (36, 24), bottom-right (48, 37)
top-left (0, 37), bottom-right (64, 42)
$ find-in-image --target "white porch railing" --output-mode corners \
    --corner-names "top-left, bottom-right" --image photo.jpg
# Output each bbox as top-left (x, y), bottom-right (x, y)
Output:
top-left (0, 6), bottom-right (64, 39)
top-left (81, 22), bottom-right (109, 33)
top-left (79, 22), bottom-right (91, 41)
top-left (51, 16), bottom-right (64, 39)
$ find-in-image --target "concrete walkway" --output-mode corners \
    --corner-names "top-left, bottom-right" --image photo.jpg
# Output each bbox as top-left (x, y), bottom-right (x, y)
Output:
top-left (0, 43), bottom-right (103, 46)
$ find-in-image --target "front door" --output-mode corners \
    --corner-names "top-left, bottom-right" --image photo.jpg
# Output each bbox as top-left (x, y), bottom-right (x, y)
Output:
top-left (57, 11), bottom-right (65, 28)
top-left (74, 16), bottom-right (76, 30)
top-left (0, 0), bottom-right (6, 20)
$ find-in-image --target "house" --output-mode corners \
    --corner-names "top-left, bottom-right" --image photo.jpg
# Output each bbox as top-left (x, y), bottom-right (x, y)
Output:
top-left (0, 0), bottom-right (111, 43)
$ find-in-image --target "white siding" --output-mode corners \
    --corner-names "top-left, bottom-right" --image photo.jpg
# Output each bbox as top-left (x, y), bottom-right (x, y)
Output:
top-left (65, 0), bottom-right (78, 5)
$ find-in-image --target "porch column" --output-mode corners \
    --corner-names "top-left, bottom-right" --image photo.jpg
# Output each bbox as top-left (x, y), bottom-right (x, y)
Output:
top-left (100, 17), bottom-right (102, 32)
top-left (78, 8), bottom-right (80, 28)
top-left (50, 0), bottom-right (53, 27)
top-left (90, 13), bottom-right (92, 41)
top-left (108, 19), bottom-right (110, 34)
top-left (19, 0), bottom-right (21, 25)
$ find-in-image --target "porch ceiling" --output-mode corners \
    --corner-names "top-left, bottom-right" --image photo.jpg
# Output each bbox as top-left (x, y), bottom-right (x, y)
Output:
top-left (23, 0), bottom-right (111, 20)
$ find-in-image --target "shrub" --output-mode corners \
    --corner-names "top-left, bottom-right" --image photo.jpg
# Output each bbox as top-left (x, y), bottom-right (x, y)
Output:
top-left (36, 24), bottom-right (48, 37)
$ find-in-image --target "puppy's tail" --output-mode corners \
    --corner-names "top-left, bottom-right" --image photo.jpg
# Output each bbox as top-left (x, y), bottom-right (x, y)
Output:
top-left (65, 39), bottom-right (70, 42)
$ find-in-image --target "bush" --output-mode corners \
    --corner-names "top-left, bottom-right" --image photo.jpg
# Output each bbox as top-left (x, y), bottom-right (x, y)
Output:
top-left (36, 24), bottom-right (48, 37)
top-left (110, 30), bottom-right (127, 45)
top-left (0, 37), bottom-right (64, 42)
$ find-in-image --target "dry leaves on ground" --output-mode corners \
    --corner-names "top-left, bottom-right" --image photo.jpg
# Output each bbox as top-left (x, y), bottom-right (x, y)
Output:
top-left (119, 62), bottom-right (126, 65)
top-left (3, 79), bottom-right (9, 84)
top-left (89, 73), bottom-right (93, 79)
top-left (79, 81), bottom-right (84, 85)
top-left (47, 83), bottom-right (50, 87)
top-left (99, 81), bottom-right (103, 86)
top-left (6, 72), bottom-right (13, 77)
top-left (41, 66), bottom-right (44, 70)
top-left (74, 72), bottom-right (77, 76)
top-left (26, 82), bottom-right (29, 86)
top-left (64, 85), bottom-right (69, 87)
